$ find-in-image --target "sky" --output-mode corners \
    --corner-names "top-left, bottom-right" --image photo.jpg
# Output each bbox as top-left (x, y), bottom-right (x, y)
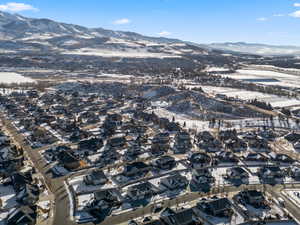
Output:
top-left (1, 0), bottom-right (300, 45)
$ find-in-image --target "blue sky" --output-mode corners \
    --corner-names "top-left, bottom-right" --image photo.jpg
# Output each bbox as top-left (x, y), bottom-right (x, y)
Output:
top-left (1, 0), bottom-right (300, 45)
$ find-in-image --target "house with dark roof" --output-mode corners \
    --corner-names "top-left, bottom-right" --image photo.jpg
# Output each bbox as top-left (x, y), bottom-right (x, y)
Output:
top-left (173, 131), bottom-right (192, 154)
top-left (285, 132), bottom-right (300, 144)
top-left (188, 152), bottom-right (211, 169)
top-left (123, 162), bottom-right (151, 177)
top-left (160, 208), bottom-right (198, 225)
top-left (224, 167), bottom-right (249, 185)
top-left (16, 184), bottom-right (39, 206)
top-left (86, 189), bottom-right (121, 219)
top-left (153, 132), bottom-right (170, 145)
top-left (243, 152), bottom-right (267, 165)
top-left (106, 113), bottom-right (123, 126)
top-left (153, 156), bottom-right (177, 171)
top-left (268, 152), bottom-right (294, 164)
top-left (295, 142), bottom-right (300, 152)
top-left (124, 144), bottom-right (143, 161)
top-left (84, 169), bottom-right (108, 186)
top-left (108, 136), bottom-right (127, 148)
top-left (190, 168), bottom-right (214, 192)
top-left (223, 138), bottom-right (247, 152)
top-left (246, 135), bottom-right (270, 152)
top-left (126, 182), bottom-right (157, 200)
top-left (57, 151), bottom-right (80, 170)
top-left (216, 151), bottom-right (238, 165)
top-left (79, 137), bottom-right (103, 151)
top-left (11, 172), bottom-right (32, 193)
top-left (150, 144), bottom-right (169, 156)
top-left (237, 190), bottom-right (265, 208)
top-left (258, 165), bottom-right (284, 185)
top-left (159, 173), bottom-right (188, 191)
top-left (7, 206), bottom-right (36, 225)
top-left (288, 165), bottom-right (300, 180)
top-left (196, 131), bottom-right (222, 152)
top-left (195, 198), bottom-right (233, 217)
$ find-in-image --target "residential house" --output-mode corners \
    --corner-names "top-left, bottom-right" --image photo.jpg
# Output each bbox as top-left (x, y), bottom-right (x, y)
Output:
top-left (216, 151), bottom-right (238, 165)
top-left (195, 198), bottom-right (233, 217)
top-left (79, 137), bottom-right (103, 151)
top-left (238, 190), bottom-right (265, 208)
top-left (108, 136), bottom-right (127, 148)
top-left (16, 184), bottom-right (39, 205)
top-left (196, 131), bottom-right (222, 152)
top-left (173, 131), bottom-right (192, 154)
top-left (224, 167), bottom-right (249, 185)
top-left (243, 152), bottom-right (267, 165)
top-left (160, 208), bottom-right (197, 225)
top-left (288, 165), bottom-right (300, 180)
top-left (191, 168), bottom-right (215, 186)
top-left (258, 165), bottom-right (284, 184)
top-left (268, 152), bottom-right (294, 164)
top-left (123, 162), bottom-right (151, 177)
top-left (7, 206), bottom-right (36, 225)
top-left (84, 169), bottom-right (108, 186)
top-left (57, 151), bottom-right (80, 170)
top-left (188, 152), bottom-right (211, 169)
top-left (127, 182), bottom-right (157, 200)
top-left (159, 173), bottom-right (188, 191)
top-left (153, 156), bottom-right (177, 171)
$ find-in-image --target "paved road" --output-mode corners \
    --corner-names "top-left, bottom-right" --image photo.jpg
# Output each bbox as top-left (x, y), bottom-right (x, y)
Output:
top-left (0, 116), bottom-right (80, 225)
top-left (99, 183), bottom-right (300, 225)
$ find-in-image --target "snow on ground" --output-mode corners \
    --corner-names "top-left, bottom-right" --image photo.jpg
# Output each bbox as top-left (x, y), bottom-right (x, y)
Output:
top-left (97, 74), bottom-right (134, 79)
top-left (282, 189), bottom-right (300, 207)
top-left (152, 108), bottom-right (210, 131)
top-left (200, 86), bottom-right (300, 108)
top-left (0, 211), bottom-right (9, 225)
top-left (76, 193), bottom-right (93, 211)
top-left (226, 117), bottom-right (300, 130)
top-left (69, 175), bottom-right (116, 195)
top-left (63, 48), bottom-right (182, 58)
top-left (0, 72), bottom-right (36, 84)
top-left (223, 69), bottom-right (300, 88)
top-left (205, 67), bottom-right (230, 72)
top-left (0, 185), bottom-right (18, 210)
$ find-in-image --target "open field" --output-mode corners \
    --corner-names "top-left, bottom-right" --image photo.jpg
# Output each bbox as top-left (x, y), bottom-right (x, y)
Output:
top-left (223, 69), bottom-right (300, 88)
top-left (200, 86), bottom-right (300, 108)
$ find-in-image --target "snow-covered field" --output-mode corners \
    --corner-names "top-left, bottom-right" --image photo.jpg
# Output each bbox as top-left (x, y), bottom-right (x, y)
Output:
top-left (223, 69), bottom-right (300, 88)
top-left (64, 48), bottom-right (182, 58)
top-left (200, 86), bottom-right (300, 108)
top-left (152, 108), bottom-right (210, 131)
top-left (0, 72), bottom-right (36, 84)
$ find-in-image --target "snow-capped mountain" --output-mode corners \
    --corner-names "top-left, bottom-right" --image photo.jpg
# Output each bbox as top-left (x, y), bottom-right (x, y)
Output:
top-left (208, 42), bottom-right (300, 56)
top-left (0, 11), bottom-right (210, 58)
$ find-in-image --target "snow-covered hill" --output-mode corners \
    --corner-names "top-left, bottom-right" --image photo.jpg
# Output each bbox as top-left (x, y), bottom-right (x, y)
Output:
top-left (208, 42), bottom-right (300, 56)
top-left (0, 11), bottom-right (209, 58)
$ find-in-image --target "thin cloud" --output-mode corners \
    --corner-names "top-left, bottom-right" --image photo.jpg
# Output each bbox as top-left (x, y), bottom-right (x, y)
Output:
top-left (294, 3), bottom-right (300, 7)
top-left (0, 2), bottom-right (38, 12)
top-left (113, 18), bottom-right (131, 25)
top-left (273, 14), bottom-right (285, 17)
top-left (290, 10), bottom-right (300, 18)
top-left (257, 17), bottom-right (268, 21)
top-left (158, 31), bottom-right (171, 36)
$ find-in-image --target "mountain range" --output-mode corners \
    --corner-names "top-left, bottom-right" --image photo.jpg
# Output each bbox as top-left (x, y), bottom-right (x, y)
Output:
top-left (1, 11), bottom-right (300, 75)
top-left (1, 11), bottom-right (299, 57)
top-left (207, 42), bottom-right (300, 56)
top-left (0, 11), bottom-right (211, 59)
